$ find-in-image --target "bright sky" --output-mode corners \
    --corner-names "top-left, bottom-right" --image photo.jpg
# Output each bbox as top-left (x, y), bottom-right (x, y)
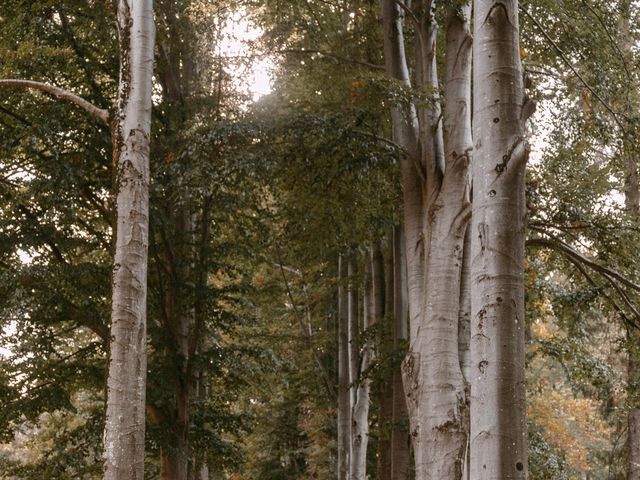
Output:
top-left (221, 8), bottom-right (273, 101)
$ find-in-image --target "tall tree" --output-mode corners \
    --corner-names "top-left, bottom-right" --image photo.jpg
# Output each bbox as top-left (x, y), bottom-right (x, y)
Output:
top-left (337, 255), bottom-right (351, 480)
top-left (470, 0), bottom-right (530, 477)
top-left (381, 1), bottom-right (472, 477)
top-left (103, 0), bottom-right (155, 478)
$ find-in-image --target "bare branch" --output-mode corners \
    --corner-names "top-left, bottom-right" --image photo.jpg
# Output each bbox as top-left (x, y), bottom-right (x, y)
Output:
top-left (0, 79), bottom-right (109, 124)
top-left (393, 0), bottom-right (421, 28)
top-left (274, 241), bottom-right (337, 399)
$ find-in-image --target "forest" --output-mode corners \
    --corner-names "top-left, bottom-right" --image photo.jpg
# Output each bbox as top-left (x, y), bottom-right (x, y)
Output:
top-left (0, 0), bottom-right (638, 479)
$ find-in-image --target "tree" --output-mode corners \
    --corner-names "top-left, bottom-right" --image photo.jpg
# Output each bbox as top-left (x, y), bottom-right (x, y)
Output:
top-left (470, 0), bottom-right (531, 477)
top-left (102, 0), bottom-right (155, 478)
top-left (0, 0), bottom-right (155, 476)
top-left (380, 1), bottom-right (473, 477)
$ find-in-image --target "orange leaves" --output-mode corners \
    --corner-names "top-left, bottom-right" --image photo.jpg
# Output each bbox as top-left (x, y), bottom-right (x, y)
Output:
top-left (529, 387), bottom-right (612, 474)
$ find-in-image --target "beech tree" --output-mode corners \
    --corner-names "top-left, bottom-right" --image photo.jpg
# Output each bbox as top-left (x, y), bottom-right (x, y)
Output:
top-left (103, 0), bottom-right (155, 478)
top-left (2, 1), bottom-right (640, 479)
top-left (0, 0), bottom-right (155, 477)
top-left (470, 0), bottom-right (531, 477)
top-left (380, 1), bottom-right (473, 477)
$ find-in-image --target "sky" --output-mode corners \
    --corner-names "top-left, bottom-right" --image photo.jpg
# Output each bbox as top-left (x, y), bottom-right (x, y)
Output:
top-left (221, 8), bottom-right (273, 101)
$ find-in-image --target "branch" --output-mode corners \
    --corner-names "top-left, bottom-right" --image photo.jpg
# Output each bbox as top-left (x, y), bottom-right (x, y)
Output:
top-left (274, 241), bottom-right (337, 400)
top-left (0, 79), bottom-right (109, 124)
top-left (519, 6), bottom-right (626, 132)
top-left (527, 236), bottom-right (640, 329)
top-left (527, 237), bottom-right (640, 293)
top-left (393, 0), bottom-right (421, 28)
top-left (276, 49), bottom-right (385, 72)
top-left (568, 255), bottom-right (634, 327)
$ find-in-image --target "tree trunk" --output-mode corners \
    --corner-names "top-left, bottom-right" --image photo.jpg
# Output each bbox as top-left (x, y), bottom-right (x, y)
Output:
top-left (380, 0), bottom-right (423, 340)
top-left (626, 158), bottom-right (640, 480)
top-left (352, 247), bottom-right (383, 479)
top-left (159, 204), bottom-right (194, 480)
top-left (400, 5), bottom-right (472, 478)
top-left (338, 255), bottom-right (351, 480)
top-left (458, 226), bottom-right (472, 480)
top-left (616, 2), bottom-right (640, 476)
top-left (470, 0), bottom-right (529, 477)
top-left (390, 226), bottom-right (410, 480)
top-left (348, 255), bottom-right (360, 412)
top-left (103, 1), bottom-right (155, 479)
top-left (625, 92), bottom-right (640, 480)
top-left (377, 233), bottom-right (395, 480)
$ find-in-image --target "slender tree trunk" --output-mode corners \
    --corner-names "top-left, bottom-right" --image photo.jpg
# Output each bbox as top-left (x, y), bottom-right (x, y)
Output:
top-left (338, 255), bottom-right (351, 480)
top-left (352, 247), bottom-right (383, 479)
top-left (616, 2), bottom-right (640, 477)
top-left (349, 256), bottom-right (360, 411)
top-left (470, 0), bottom-right (530, 477)
top-left (625, 91), bottom-right (640, 480)
top-left (377, 233), bottom-right (395, 480)
top-left (627, 163), bottom-right (640, 480)
top-left (160, 205), bottom-right (194, 480)
top-left (103, 1), bottom-right (155, 479)
top-left (391, 226), bottom-right (410, 480)
top-left (380, 0), bottom-right (423, 338)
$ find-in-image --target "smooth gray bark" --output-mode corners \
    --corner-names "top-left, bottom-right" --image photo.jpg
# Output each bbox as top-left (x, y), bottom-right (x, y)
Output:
top-left (338, 256), bottom-right (351, 480)
top-left (470, 0), bottom-right (529, 477)
top-left (380, 0), bottom-right (423, 338)
top-left (400, 5), bottom-right (472, 478)
top-left (348, 257), bottom-right (360, 410)
top-left (103, 1), bottom-right (155, 478)
top-left (352, 247), bottom-right (383, 479)
top-left (381, 1), bottom-right (474, 478)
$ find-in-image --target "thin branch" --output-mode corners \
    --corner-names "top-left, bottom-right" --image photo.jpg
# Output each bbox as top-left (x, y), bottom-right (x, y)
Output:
top-left (0, 79), bottom-right (109, 124)
top-left (276, 49), bottom-right (385, 72)
top-left (569, 256), bottom-right (634, 326)
top-left (274, 241), bottom-right (337, 400)
top-left (393, 0), bottom-right (421, 28)
top-left (519, 6), bottom-right (627, 132)
top-left (527, 237), bottom-right (640, 293)
top-left (528, 237), bottom-right (640, 329)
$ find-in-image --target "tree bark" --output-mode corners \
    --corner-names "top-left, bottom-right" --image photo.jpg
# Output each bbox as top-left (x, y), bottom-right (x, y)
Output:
top-left (103, 1), bottom-right (155, 479)
top-left (390, 226), bottom-right (410, 480)
top-left (380, 0), bottom-right (423, 339)
top-left (0, 79), bottom-right (109, 123)
top-left (616, 2), bottom-right (640, 477)
top-left (352, 247), bottom-right (383, 479)
top-left (400, 5), bottom-right (472, 478)
top-left (159, 203), bottom-right (194, 480)
top-left (470, 0), bottom-right (529, 478)
top-left (338, 255), bottom-right (351, 480)
top-left (458, 226), bottom-right (472, 480)
top-left (348, 255), bottom-right (360, 411)
top-left (377, 233), bottom-right (395, 480)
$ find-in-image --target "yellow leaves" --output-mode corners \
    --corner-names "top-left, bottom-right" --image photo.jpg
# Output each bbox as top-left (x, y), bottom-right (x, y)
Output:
top-left (532, 319), bottom-right (553, 340)
top-left (253, 272), bottom-right (265, 287)
top-left (529, 388), bottom-right (612, 474)
top-left (349, 79), bottom-right (366, 104)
